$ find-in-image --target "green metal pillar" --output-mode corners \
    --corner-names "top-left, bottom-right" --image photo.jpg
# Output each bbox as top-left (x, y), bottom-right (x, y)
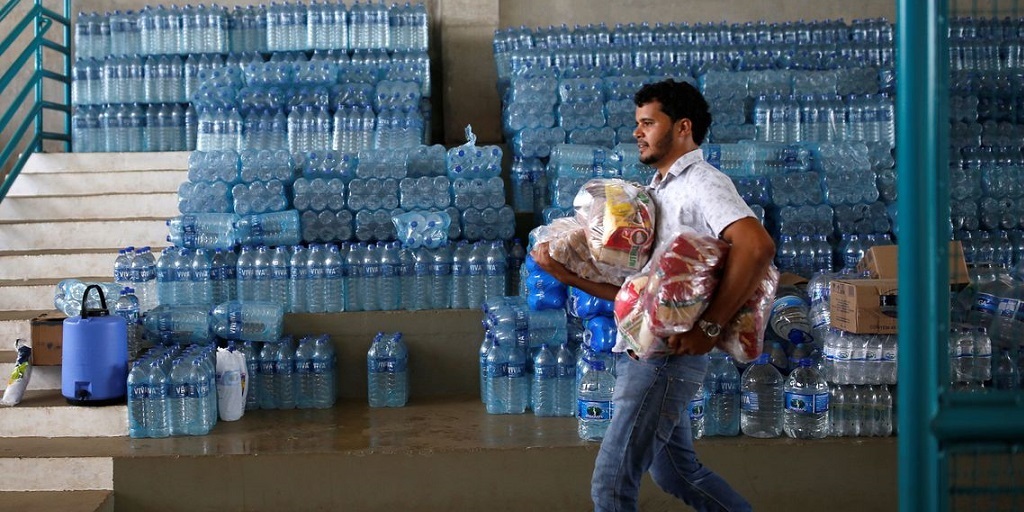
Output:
top-left (896, 1), bottom-right (949, 511)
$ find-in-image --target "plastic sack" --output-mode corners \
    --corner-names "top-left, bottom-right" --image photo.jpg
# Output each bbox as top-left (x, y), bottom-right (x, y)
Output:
top-left (584, 315), bottom-right (617, 352)
top-left (614, 274), bottom-right (664, 357)
top-left (524, 255), bottom-right (568, 311)
top-left (718, 265), bottom-right (780, 363)
top-left (573, 178), bottom-right (655, 272)
top-left (1, 339), bottom-right (32, 406)
top-left (530, 217), bottom-right (628, 286)
top-left (215, 347), bottom-right (248, 421)
top-left (392, 211), bottom-right (451, 249)
top-left (644, 231), bottom-right (730, 338)
top-left (568, 286), bottom-right (614, 320)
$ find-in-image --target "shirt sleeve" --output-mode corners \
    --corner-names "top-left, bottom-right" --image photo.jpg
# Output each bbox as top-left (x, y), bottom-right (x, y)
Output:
top-left (694, 165), bottom-right (755, 238)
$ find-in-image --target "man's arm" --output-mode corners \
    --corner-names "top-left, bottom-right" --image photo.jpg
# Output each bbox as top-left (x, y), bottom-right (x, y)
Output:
top-left (529, 242), bottom-right (621, 301)
top-left (668, 217), bottom-right (777, 355)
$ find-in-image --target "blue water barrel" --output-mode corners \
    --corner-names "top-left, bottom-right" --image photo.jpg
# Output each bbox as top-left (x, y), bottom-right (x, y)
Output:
top-left (61, 285), bottom-right (128, 405)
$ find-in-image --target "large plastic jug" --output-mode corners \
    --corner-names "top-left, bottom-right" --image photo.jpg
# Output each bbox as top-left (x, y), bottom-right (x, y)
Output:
top-left (62, 285), bottom-right (128, 405)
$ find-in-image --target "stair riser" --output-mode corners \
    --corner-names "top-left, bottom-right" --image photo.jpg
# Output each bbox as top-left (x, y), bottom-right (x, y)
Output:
top-left (0, 458), bottom-right (113, 491)
top-left (0, 284), bottom-right (61, 311)
top-left (0, 194), bottom-right (179, 222)
top-left (0, 319), bottom-right (30, 342)
top-left (0, 252), bottom-right (119, 281)
top-left (0, 220), bottom-right (169, 251)
top-left (0, 364), bottom-right (60, 391)
top-left (23, 151), bottom-right (190, 174)
top-left (0, 404), bottom-right (127, 438)
top-left (7, 171), bottom-right (187, 197)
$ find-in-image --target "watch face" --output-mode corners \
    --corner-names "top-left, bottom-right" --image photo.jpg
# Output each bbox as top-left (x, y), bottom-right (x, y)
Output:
top-left (702, 321), bottom-right (721, 337)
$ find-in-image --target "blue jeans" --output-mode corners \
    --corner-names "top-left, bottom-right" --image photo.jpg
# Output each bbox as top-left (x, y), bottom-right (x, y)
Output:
top-left (591, 353), bottom-right (751, 512)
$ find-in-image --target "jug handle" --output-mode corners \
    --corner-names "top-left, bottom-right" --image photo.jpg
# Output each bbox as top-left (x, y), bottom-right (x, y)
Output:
top-left (80, 284), bottom-right (109, 318)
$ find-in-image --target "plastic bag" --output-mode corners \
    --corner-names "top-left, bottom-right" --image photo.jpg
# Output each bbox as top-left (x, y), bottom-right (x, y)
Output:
top-left (215, 347), bottom-right (248, 421)
top-left (1, 339), bottom-right (32, 406)
top-left (573, 178), bottom-right (655, 272)
top-left (524, 255), bottom-right (567, 311)
top-left (643, 231), bottom-right (730, 338)
top-left (718, 265), bottom-right (780, 363)
top-left (530, 217), bottom-right (629, 286)
top-left (584, 315), bottom-right (617, 352)
top-left (393, 211), bottom-right (451, 249)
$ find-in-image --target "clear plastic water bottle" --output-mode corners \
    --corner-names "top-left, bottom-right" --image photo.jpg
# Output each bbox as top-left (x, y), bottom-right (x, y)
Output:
top-left (577, 353), bottom-right (614, 440)
top-left (485, 337), bottom-right (527, 414)
top-left (131, 246), bottom-right (158, 311)
top-left (189, 248), bottom-right (213, 306)
top-left (367, 332), bottom-right (409, 407)
top-left (275, 339), bottom-right (297, 410)
top-left (167, 357), bottom-right (197, 436)
top-left (259, 341), bottom-right (280, 410)
top-left (554, 342), bottom-right (576, 417)
top-left (531, 343), bottom-right (557, 416)
top-left (127, 360), bottom-right (149, 438)
top-left (507, 239), bottom-right (526, 296)
top-left (706, 351), bottom-right (741, 436)
top-left (466, 242), bottom-right (487, 308)
top-left (484, 241), bottom-right (508, 301)
top-left (379, 241), bottom-right (402, 311)
top-left (449, 241), bottom-right (471, 309)
top-left (251, 245), bottom-right (273, 302)
top-left (306, 244), bottom-right (327, 313)
top-left (344, 243), bottom-right (365, 312)
top-left (769, 285), bottom-right (815, 345)
top-left (784, 358), bottom-right (830, 439)
top-left (236, 341), bottom-right (261, 411)
top-left (429, 244), bottom-right (452, 309)
top-left (289, 245), bottom-right (309, 313)
top-left (311, 335), bottom-right (336, 408)
top-left (145, 360), bottom-right (170, 438)
top-left (208, 301), bottom-right (285, 342)
top-left (115, 287), bottom-right (142, 361)
top-left (741, 354), bottom-right (784, 438)
top-left (689, 381), bottom-right (707, 440)
top-left (323, 244), bottom-right (345, 313)
top-left (114, 246), bottom-right (135, 287)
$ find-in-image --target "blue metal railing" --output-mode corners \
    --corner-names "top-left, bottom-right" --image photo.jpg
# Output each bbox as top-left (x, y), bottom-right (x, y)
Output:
top-left (0, 0), bottom-right (71, 204)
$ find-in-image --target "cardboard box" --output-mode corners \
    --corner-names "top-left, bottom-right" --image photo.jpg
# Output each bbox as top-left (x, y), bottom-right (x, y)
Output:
top-left (30, 313), bottom-right (66, 366)
top-left (829, 278), bottom-right (899, 334)
top-left (857, 241), bottom-right (970, 285)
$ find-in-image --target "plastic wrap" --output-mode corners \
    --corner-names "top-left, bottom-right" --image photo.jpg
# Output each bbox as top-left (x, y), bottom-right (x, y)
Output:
top-left (718, 265), bottom-right (779, 363)
top-left (573, 178), bottom-right (655, 272)
top-left (530, 217), bottom-right (630, 286)
top-left (644, 231), bottom-right (730, 338)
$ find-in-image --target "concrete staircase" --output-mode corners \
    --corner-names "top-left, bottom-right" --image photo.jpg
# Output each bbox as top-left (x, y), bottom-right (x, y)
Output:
top-left (0, 151), bottom-right (899, 511)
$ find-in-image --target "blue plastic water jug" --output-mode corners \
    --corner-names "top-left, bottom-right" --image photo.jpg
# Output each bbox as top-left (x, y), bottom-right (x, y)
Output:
top-left (62, 285), bottom-right (128, 405)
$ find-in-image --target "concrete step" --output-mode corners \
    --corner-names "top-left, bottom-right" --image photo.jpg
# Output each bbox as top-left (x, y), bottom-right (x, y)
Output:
top-left (0, 491), bottom-right (113, 512)
top-left (0, 310), bottom-right (35, 343)
top-left (0, 349), bottom-right (61, 391)
top-left (0, 218), bottom-right (169, 251)
top-left (0, 390), bottom-right (126, 438)
top-left (0, 249), bottom-right (124, 281)
top-left (0, 192), bottom-right (179, 221)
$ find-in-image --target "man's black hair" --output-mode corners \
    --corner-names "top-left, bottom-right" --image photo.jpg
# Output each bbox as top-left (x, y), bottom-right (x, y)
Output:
top-left (633, 79), bottom-right (712, 145)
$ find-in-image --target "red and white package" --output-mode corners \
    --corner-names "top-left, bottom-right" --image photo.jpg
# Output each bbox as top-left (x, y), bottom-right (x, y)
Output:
top-left (573, 179), bottom-right (656, 272)
top-left (717, 265), bottom-right (780, 363)
top-left (643, 231), bottom-right (730, 338)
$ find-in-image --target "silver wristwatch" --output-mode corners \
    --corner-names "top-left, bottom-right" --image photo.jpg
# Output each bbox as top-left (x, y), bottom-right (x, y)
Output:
top-left (697, 319), bottom-right (722, 338)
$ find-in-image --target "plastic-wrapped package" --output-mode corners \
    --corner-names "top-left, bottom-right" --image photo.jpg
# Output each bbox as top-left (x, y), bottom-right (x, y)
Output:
top-left (613, 274), bottom-right (656, 356)
top-left (644, 231), bottom-right (730, 338)
top-left (573, 178), bottom-right (655, 272)
top-left (1, 339), bottom-right (32, 406)
top-left (392, 210), bottom-right (451, 249)
top-left (567, 286), bottom-right (614, 320)
top-left (718, 265), bottom-right (779, 363)
top-left (530, 217), bottom-right (630, 286)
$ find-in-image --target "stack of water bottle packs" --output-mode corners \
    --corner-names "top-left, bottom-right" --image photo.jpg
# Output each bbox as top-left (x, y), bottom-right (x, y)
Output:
top-left (71, 1), bottom-right (431, 153)
top-left (127, 335), bottom-right (338, 439)
top-left (493, 18), bottom-right (897, 224)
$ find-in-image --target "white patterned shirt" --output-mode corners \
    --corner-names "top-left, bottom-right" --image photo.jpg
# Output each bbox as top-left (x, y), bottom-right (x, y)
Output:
top-left (612, 147), bottom-right (755, 353)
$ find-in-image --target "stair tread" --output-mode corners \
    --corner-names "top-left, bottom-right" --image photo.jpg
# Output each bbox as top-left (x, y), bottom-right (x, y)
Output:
top-left (0, 217), bottom-right (169, 225)
top-left (0, 490), bottom-right (113, 512)
top-left (0, 248), bottom-right (134, 258)
top-left (0, 390), bottom-right (895, 459)
top-left (0, 310), bottom-right (57, 322)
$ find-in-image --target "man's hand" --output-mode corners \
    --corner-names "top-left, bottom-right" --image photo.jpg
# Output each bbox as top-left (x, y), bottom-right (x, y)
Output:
top-left (530, 241), bottom-right (573, 283)
top-left (666, 329), bottom-right (717, 356)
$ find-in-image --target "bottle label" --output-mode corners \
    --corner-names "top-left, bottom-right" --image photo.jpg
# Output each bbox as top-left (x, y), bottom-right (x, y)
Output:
top-left (271, 266), bottom-right (289, 281)
top-left (170, 382), bottom-right (193, 399)
top-left (379, 264), bottom-right (397, 278)
top-left (369, 357), bottom-right (406, 374)
top-left (116, 268), bottom-right (133, 282)
top-left (181, 215), bottom-right (198, 234)
top-left (238, 266), bottom-right (256, 280)
top-left (291, 266), bottom-right (307, 280)
top-left (324, 265), bottom-right (341, 279)
top-left (741, 391), bottom-right (759, 412)
top-left (578, 399), bottom-right (613, 420)
top-left (688, 397), bottom-right (705, 420)
top-left (973, 293), bottom-right (999, 316)
top-left (557, 362), bottom-right (576, 379)
top-left (130, 383), bottom-right (149, 400)
top-left (157, 267), bottom-right (174, 282)
top-left (308, 266), bottom-right (325, 281)
top-left (881, 348), bottom-right (897, 363)
top-left (534, 364), bottom-right (556, 379)
top-left (823, 343), bottom-right (836, 361)
top-left (507, 361), bottom-right (525, 379)
top-left (254, 266), bottom-right (271, 281)
top-left (430, 263), bottom-right (449, 277)
top-left (295, 360), bottom-right (313, 375)
top-left (468, 262), bottom-right (485, 276)
top-left (784, 391), bottom-right (829, 414)
top-left (451, 262), bottom-right (466, 276)
top-left (260, 360), bottom-right (277, 375)
top-left (485, 361), bottom-right (507, 378)
top-left (195, 380), bottom-right (210, 398)
top-left (716, 380), bottom-right (740, 395)
top-left (364, 264), bottom-right (381, 280)
top-left (996, 297), bottom-right (1021, 320)
top-left (863, 347), bottom-right (879, 365)
top-left (312, 357), bottom-right (332, 374)
top-left (485, 262), bottom-right (506, 275)
top-left (175, 267), bottom-right (192, 283)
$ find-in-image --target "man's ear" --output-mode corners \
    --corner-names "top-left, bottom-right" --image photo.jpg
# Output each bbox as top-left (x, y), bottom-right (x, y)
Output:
top-left (676, 118), bottom-right (691, 138)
